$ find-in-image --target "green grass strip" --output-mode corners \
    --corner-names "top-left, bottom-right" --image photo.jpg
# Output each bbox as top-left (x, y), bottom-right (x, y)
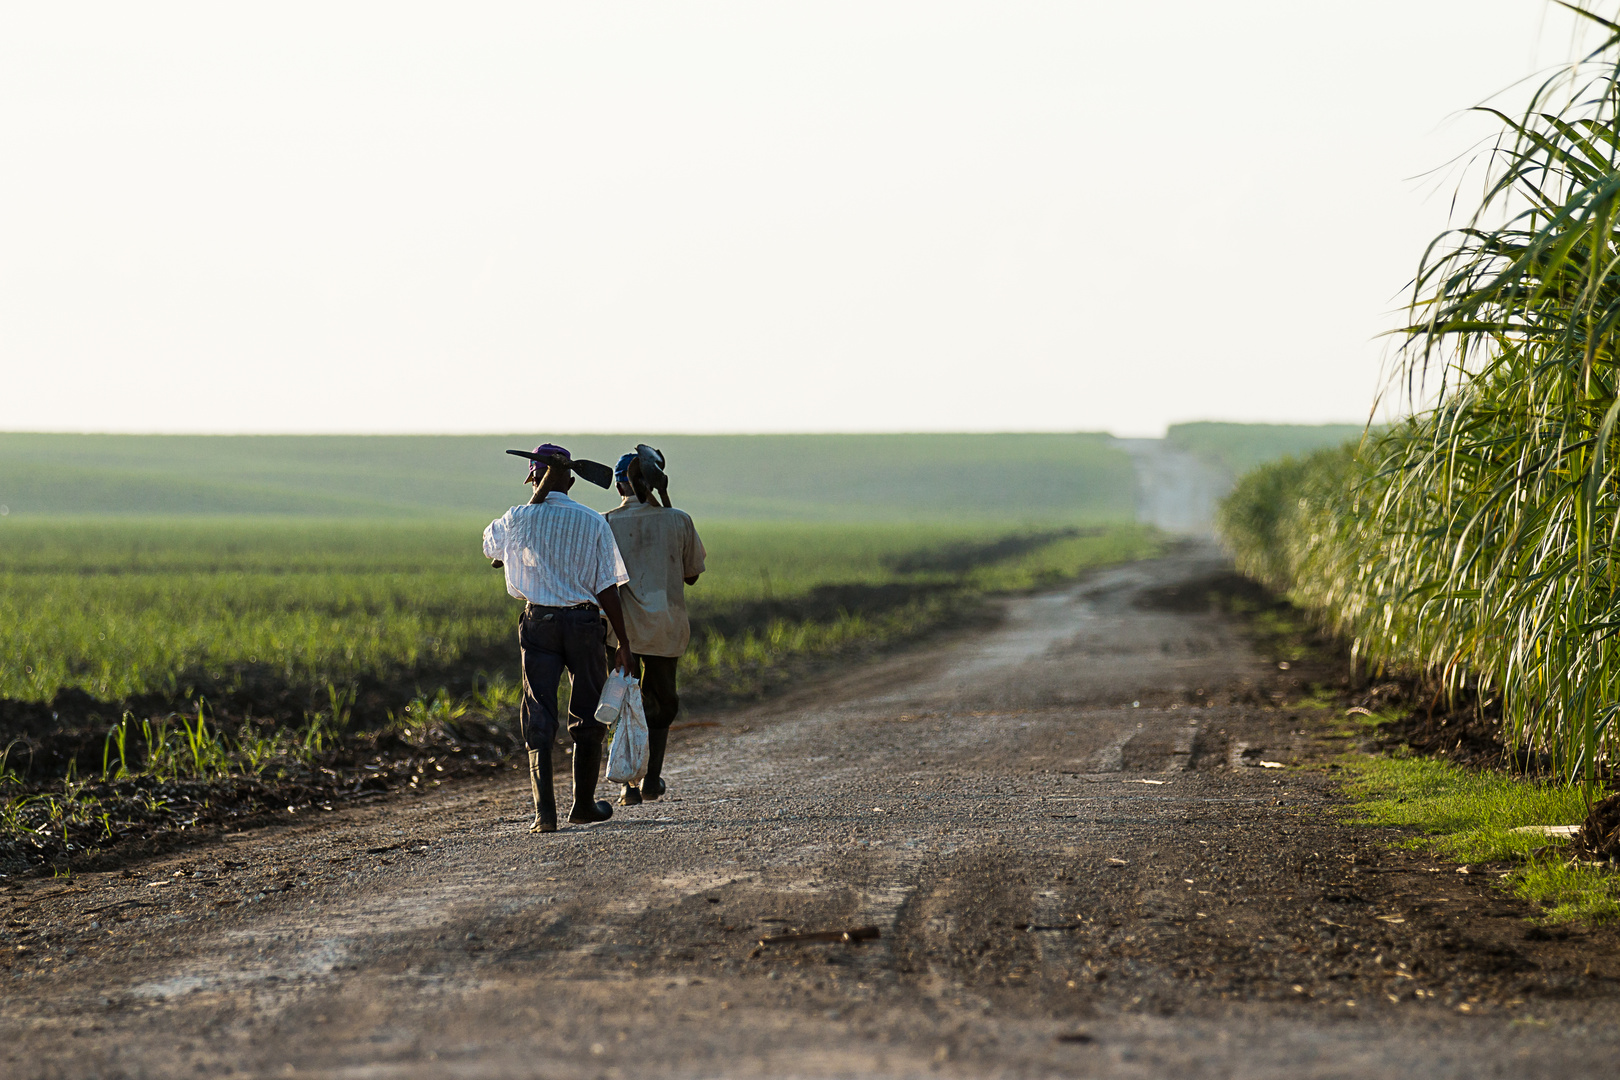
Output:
top-left (1339, 756), bottom-right (1619, 924)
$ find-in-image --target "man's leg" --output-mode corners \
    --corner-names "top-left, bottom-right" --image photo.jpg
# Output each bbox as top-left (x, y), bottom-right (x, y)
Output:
top-left (519, 610), bottom-right (566, 833)
top-left (562, 610), bottom-right (612, 824)
top-left (638, 654), bottom-right (680, 801)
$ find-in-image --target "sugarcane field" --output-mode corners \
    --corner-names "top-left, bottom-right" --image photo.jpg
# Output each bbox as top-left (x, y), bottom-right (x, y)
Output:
top-left (8, 4), bottom-right (1620, 1079)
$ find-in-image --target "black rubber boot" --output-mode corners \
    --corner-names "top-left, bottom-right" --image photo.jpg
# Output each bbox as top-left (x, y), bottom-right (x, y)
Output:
top-left (619, 783), bottom-right (642, 806)
top-left (568, 740), bottom-right (614, 824)
top-left (528, 748), bottom-right (557, 833)
top-left (641, 729), bottom-right (669, 802)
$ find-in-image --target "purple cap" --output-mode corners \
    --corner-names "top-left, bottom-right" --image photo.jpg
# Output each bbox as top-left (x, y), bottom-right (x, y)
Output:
top-left (526, 443), bottom-right (570, 480)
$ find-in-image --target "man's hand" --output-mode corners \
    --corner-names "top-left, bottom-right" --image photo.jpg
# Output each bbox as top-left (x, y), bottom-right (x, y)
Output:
top-left (615, 641), bottom-right (633, 675)
top-left (490, 559), bottom-right (504, 569)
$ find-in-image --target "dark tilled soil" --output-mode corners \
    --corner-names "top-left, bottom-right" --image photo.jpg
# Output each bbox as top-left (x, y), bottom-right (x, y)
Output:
top-left (0, 580), bottom-right (999, 876)
top-left (0, 571), bottom-right (998, 785)
top-left (0, 714), bottom-right (521, 878)
top-left (2, 545), bottom-right (1619, 1079)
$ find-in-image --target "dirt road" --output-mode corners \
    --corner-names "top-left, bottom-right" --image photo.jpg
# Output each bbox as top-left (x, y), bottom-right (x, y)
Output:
top-left (5, 546), bottom-right (1620, 1078)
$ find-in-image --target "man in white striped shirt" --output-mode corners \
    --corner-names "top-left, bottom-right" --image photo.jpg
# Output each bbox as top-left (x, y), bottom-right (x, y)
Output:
top-left (483, 444), bottom-right (633, 832)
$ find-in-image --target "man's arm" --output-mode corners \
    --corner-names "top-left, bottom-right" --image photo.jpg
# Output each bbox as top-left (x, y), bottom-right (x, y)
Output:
top-left (595, 584), bottom-right (634, 674)
top-left (592, 518), bottom-right (633, 672)
top-left (482, 516), bottom-right (507, 569)
top-left (683, 516), bottom-right (706, 587)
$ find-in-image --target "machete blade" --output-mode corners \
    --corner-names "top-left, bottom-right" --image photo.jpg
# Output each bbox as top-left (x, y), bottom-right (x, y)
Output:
top-left (569, 458), bottom-right (614, 488)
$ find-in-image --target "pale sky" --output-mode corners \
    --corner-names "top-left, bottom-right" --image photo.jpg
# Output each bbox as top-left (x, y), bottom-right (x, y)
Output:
top-left (0, 2), bottom-right (1598, 436)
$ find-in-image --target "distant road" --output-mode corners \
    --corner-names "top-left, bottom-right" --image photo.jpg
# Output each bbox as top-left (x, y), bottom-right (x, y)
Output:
top-left (1117, 438), bottom-right (1233, 537)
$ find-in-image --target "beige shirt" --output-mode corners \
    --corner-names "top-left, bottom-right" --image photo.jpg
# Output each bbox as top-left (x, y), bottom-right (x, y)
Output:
top-left (604, 498), bottom-right (706, 657)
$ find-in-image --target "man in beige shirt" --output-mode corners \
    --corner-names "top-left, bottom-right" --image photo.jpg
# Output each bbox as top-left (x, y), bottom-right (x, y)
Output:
top-left (605, 448), bottom-right (706, 805)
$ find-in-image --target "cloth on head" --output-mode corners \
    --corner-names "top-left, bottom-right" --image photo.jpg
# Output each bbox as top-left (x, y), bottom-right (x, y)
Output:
top-left (526, 442), bottom-right (572, 481)
top-left (614, 453), bottom-right (636, 487)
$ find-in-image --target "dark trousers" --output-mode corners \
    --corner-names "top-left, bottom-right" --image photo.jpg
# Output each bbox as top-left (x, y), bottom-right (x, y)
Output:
top-left (610, 652), bottom-right (680, 731)
top-left (520, 606), bottom-right (608, 751)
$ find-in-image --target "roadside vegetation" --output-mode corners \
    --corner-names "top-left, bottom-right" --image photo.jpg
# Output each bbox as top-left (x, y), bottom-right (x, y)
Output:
top-left (0, 518), bottom-right (1163, 875)
top-left (1221, 7), bottom-right (1620, 783)
top-left (1219, 4), bottom-right (1620, 924)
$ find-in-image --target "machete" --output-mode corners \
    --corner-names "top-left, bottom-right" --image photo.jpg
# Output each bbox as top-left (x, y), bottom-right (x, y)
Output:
top-left (505, 449), bottom-right (614, 489)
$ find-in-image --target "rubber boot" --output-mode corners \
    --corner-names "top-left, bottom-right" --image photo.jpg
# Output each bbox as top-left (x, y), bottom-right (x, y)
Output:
top-left (528, 748), bottom-right (557, 833)
top-left (568, 740), bottom-right (614, 824)
top-left (640, 728), bottom-right (669, 802)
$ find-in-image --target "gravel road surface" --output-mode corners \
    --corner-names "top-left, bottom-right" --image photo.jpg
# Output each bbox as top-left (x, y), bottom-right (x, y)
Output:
top-left (4, 545), bottom-right (1620, 1078)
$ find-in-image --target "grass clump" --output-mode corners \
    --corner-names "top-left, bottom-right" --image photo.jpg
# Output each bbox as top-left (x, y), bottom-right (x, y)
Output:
top-left (1342, 755), bottom-right (1619, 923)
top-left (1342, 756), bottom-right (1588, 862)
top-left (1508, 859), bottom-right (1620, 924)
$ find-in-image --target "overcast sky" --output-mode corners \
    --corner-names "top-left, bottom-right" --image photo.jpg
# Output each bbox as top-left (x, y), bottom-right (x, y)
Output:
top-left (0, 2), bottom-right (1599, 436)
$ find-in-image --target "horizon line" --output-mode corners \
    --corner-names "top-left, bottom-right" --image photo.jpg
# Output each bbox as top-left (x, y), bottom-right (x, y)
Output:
top-left (0, 421), bottom-right (1368, 440)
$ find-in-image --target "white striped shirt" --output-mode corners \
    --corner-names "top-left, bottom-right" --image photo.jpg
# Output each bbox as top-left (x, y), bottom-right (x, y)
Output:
top-left (482, 492), bottom-right (629, 606)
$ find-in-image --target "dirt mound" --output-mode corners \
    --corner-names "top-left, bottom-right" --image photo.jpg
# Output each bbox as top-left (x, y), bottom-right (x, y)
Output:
top-left (1577, 793), bottom-right (1620, 860)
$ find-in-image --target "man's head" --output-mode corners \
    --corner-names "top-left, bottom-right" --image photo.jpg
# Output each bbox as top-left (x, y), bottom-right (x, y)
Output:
top-left (527, 443), bottom-right (575, 495)
top-left (614, 453), bottom-right (637, 498)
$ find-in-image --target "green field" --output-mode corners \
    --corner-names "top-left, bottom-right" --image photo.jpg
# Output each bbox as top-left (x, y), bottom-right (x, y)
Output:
top-left (0, 423), bottom-right (1385, 713)
top-left (0, 517), bottom-right (1163, 707)
top-left (1165, 422), bottom-right (1366, 477)
top-left (0, 432), bottom-right (1136, 523)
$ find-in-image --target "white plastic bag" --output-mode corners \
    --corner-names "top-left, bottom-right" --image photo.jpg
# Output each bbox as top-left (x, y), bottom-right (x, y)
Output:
top-left (595, 669), bottom-right (633, 725)
top-left (605, 678), bottom-right (649, 785)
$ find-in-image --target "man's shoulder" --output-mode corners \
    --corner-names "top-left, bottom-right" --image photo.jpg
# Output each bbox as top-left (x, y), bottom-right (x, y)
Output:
top-left (606, 501), bottom-right (673, 522)
top-left (665, 507), bottom-right (698, 530)
top-left (562, 504), bottom-right (614, 534)
top-left (539, 494), bottom-right (608, 517)
top-left (510, 499), bottom-right (608, 526)
top-left (645, 505), bottom-right (697, 529)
